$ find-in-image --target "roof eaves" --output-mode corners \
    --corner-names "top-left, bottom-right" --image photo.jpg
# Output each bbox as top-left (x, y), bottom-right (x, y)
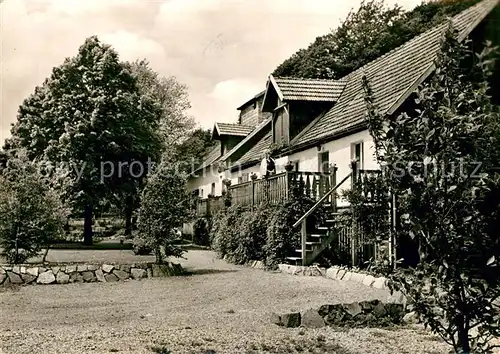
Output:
top-left (236, 90), bottom-right (266, 110)
top-left (269, 75), bottom-right (285, 101)
top-left (220, 117), bottom-right (272, 162)
top-left (387, 1), bottom-right (498, 115)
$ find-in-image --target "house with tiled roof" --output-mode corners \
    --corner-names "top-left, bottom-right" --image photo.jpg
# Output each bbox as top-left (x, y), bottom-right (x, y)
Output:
top-left (187, 90), bottom-right (272, 198)
top-left (187, 0), bottom-right (499, 264)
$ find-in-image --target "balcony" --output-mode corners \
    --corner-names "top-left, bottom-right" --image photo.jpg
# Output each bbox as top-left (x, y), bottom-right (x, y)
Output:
top-left (195, 169), bottom-right (339, 217)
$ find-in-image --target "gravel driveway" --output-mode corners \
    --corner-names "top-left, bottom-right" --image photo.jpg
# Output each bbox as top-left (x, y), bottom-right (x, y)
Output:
top-left (0, 250), bottom-right (448, 354)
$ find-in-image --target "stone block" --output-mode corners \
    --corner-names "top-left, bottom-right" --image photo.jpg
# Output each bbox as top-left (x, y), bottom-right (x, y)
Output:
top-left (95, 269), bottom-right (106, 282)
top-left (326, 267), bottom-right (338, 279)
top-left (102, 264), bottom-right (114, 273)
top-left (372, 277), bottom-right (387, 289)
top-left (104, 273), bottom-right (118, 282)
top-left (51, 267), bottom-right (60, 275)
top-left (301, 309), bottom-right (325, 328)
top-left (254, 261), bottom-right (264, 269)
top-left (350, 272), bottom-right (365, 283)
top-left (270, 312), bottom-right (281, 326)
top-left (20, 267), bottom-right (26, 274)
top-left (82, 271), bottom-right (96, 282)
top-left (372, 302), bottom-right (387, 318)
top-left (26, 268), bottom-right (39, 277)
top-left (120, 265), bottom-right (131, 273)
top-left (7, 271), bottom-right (23, 284)
top-left (66, 265), bottom-right (77, 273)
top-left (56, 272), bottom-right (70, 284)
top-left (37, 270), bottom-right (56, 284)
top-left (76, 265), bottom-right (87, 272)
top-left (342, 272), bottom-right (352, 281)
top-left (87, 265), bottom-right (99, 271)
top-left (362, 275), bottom-right (375, 287)
top-left (69, 272), bottom-right (83, 283)
top-left (131, 268), bottom-right (146, 280)
top-left (280, 312), bottom-right (301, 328)
top-left (403, 311), bottom-right (419, 324)
top-left (343, 302), bottom-right (362, 318)
top-left (113, 269), bottom-right (129, 280)
top-left (323, 304), bottom-right (346, 325)
top-left (21, 274), bottom-right (36, 284)
top-left (12, 266), bottom-right (21, 274)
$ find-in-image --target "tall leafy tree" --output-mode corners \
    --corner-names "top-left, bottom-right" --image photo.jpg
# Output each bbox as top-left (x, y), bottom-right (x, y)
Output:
top-left (272, 0), bottom-right (481, 79)
top-left (359, 25), bottom-right (500, 353)
top-left (173, 128), bottom-right (218, 173)
top-left (113, 60), bottom-right (195, 237)
top-left (5, 36), bottom-right (163, 245)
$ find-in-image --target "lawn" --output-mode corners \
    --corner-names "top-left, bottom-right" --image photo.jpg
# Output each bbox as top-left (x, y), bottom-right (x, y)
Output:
top-left (0, 250), bottom-right (449, 354)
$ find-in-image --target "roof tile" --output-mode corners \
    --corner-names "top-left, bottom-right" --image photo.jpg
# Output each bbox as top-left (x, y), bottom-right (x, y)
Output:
top-left (274, 77), bottom-right (346, 102)
top-left (294, 0), bottom-right (498, 146)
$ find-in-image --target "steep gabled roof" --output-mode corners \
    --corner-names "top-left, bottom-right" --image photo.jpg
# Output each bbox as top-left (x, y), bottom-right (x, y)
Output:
top-left (192, 142), bottom-right (221, 174)
top-left (231, 131), bottom-right (272, 168)
top-left (220, 117), bottom-right (272, 162)
top-left (262, 75), bottom-right (346, 111)
top-left (273, 76), bottom-right (346, 102)
top-left (292, 0), bottom-right (498, 147)
top-left (212, 122), bottom-right (254, 139)
top-left (236, 90), bottom-right (266, 110)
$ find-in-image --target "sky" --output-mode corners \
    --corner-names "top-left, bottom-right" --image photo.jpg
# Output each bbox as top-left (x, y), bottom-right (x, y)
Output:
top-left (0, 0), bottom-right (423, 146)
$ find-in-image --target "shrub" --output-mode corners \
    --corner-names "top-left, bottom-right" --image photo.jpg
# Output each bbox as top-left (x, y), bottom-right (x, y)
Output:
top-left (137, 161), bottom-right (190, 263)
top-left (0, 152), bottom-right (69, 264)
top-left (231, 203), bottom-right (270, 264)
top-left (264, 192), bottom-right (323, 268)
top-left (211, 205), bottom-right (244, 259)
top-left (193, 217), bottom-right (211, 246)
top-left (210, 185), bottom-right (327, 267)
top-left (132, 236), bottom-right (152, 255)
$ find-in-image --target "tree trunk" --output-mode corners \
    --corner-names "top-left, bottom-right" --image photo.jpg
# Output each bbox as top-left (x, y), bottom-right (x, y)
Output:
top-left (155, 247), bottom-right (163, 264)
top-left (456, 311), bottom-right (470, 353)
top-left (83, 204), bottom-right (93, 246)
top-left (124, 196), bottom-right (133, 237)
top-left (42, 245), bottom-right (50, 263)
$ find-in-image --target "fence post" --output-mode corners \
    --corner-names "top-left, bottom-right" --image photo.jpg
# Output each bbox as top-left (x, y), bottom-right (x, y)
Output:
top-left (350, 160), bottom-right (359, 267)
top-left (284, 171), bottom-right (289, 200)
top-left (206, 197), bottom-right (211, 217)
top-left (301, 220), bottom-right (307, 266)
top-left (331, 164), bottom-right (337, 213)
top-left (251, 179), bottom-right (255, 211)
top-left (391, 191), bottom-right (397, 270)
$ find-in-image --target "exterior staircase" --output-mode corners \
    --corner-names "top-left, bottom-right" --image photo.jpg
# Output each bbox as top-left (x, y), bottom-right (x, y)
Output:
top-left (286, 172), bottom-right (353, 266)
top-left (286, 162), bottom-right (384, 266)
top-left (286, 205), bottom-right (352, 266)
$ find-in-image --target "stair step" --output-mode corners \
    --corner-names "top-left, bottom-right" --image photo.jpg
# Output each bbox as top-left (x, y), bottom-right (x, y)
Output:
top-left (286, 256), bottom-right (302, 261)
top-left (316, 226), bottom-right (329, 231)
top-left (309, 233), bottom-right (328, 238)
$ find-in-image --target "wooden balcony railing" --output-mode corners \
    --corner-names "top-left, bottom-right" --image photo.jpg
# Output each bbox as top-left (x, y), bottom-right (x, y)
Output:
top-left (196, 196), bottom-right (224, 217)
top-left (228, 169), bottom-right (338, 209)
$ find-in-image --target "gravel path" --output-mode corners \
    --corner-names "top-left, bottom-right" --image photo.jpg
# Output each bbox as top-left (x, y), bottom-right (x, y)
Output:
top-left (0, 251), bottom-right (448, 354)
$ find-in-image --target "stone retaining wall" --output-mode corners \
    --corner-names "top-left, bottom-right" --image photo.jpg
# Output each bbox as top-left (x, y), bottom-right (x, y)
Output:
top-left (272, 300), bottom-right (405, 328)
top-left (278, 264), bottom-right (389, 290)
top-left (0, 262), bottom-right (184, 287)
top-left (278, 264), bottom-right (406, 304)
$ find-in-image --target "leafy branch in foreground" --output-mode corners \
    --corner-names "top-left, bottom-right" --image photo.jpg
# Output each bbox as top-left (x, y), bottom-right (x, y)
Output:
top-left (354, 23), bottom-right (500, 353)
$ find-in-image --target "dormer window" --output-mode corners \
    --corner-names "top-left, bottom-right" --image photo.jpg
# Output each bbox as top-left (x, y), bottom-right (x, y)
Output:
top-left (262, 75), bottom-right (345, 148)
